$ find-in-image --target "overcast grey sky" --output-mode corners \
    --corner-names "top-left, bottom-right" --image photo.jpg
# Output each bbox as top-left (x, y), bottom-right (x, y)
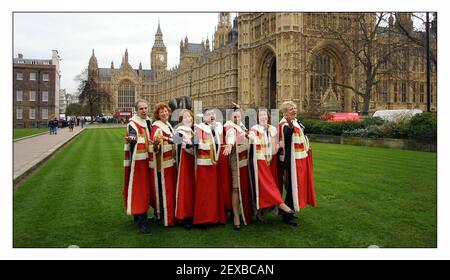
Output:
top-left (13, 12), bottom-right (432, 96)
top-left (14, 13), bottom-right (232, 95)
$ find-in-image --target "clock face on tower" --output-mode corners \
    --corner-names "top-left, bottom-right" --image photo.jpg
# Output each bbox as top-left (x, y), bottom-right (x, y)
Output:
top-left (158, 54), bottom-right (165, 62)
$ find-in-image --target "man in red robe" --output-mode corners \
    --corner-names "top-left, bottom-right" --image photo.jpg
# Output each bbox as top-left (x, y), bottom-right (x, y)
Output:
top-left (123, 99), bottom-right (153, 234)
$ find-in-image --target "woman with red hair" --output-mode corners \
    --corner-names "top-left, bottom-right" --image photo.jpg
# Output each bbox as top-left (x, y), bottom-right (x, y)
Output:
top-left (150, 102), bottom-right (177, 227)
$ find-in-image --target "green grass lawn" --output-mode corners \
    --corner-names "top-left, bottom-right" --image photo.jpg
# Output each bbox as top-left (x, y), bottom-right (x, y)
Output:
top-left (87, 122), bottom-right (126, 126)
top-left (13, 128), bottom-right (48, 139)
top-left (13, 128), bottom-right (437, 248)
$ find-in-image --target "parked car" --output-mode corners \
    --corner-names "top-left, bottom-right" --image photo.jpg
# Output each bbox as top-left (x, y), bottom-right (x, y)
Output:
top-left (58, 119), bottom-right (69, 128)
top-left (321, 112), bottom-right (361, 122)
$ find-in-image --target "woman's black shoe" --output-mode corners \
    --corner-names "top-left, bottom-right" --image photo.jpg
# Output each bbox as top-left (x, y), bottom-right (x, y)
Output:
top-left (256, 213), bottom-right (267, 224)
top-left (233, 215), bottom-right (241, 230)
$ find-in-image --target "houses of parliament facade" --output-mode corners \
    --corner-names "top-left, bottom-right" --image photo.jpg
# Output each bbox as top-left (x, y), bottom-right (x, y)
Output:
top-left (87, 12), bottom-right (437, 116)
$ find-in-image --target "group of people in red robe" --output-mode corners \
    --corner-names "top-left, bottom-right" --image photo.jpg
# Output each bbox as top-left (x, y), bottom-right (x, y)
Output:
top-left (123, 99), bottom-right (316, 234)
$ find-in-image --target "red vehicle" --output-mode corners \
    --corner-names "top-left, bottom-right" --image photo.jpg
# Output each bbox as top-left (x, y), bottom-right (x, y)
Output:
top-left (321, 112), bottom-right (361, 122)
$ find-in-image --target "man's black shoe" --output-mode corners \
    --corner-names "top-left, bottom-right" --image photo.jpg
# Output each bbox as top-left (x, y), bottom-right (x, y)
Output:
top-left (284, 219), bottom-right (299, 227)
top-left (184, 223), bottom-right (192, 230)
top-left (138, 222), bottom-right (150, 234)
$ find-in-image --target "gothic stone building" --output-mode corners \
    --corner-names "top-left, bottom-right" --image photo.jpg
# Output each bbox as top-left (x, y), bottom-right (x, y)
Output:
top-left (87, 12), bottom-right (437, 117)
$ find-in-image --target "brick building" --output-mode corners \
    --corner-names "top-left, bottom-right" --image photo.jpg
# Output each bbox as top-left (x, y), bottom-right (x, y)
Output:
top-left (13, 50), bottom-right (61, 128)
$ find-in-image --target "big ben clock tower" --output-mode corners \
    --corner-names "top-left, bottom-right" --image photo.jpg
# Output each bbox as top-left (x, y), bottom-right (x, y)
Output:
top-left (151, 20), bottom-right (167, 79)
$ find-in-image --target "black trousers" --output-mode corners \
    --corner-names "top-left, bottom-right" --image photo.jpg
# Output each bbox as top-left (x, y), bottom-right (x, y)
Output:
top-left (284, 167), bottom-right (294, 210)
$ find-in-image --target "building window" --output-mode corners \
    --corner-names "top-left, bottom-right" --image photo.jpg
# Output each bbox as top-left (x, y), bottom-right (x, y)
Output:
top-left (420, 57), bottom-right (425, 73)
top-left (42, 108), bottom-right (48, 120)
top-left (42, 73), bottom-right (49, 81)
top-left (420, 82), bottom-right (424, 103)
top-left (16, 108), bottom-right (23, 119)
top-left (17, 72), bottom-right (23, 80)
top-left (30, 91), bottom-right (36, 101)
top-left (412, 82), bottom-right (417, 103)
top-left (29, 108), bottom-right (35, 120)
top-left (393, 82), bottom-right (398, 102)
top-left (42, 91), bottom-right (49, 102)
top-left (118, 80), bottom-right (135, 111)
top-left (382, 80), bottom-right (388, 102)
top-left (310, 52), bottom-right (337, 98)
top-left (402, 51), bottom-right (408, 71)
top-left (16, 90), bottom-right (23, 101)
top-left (401, 81), bottom-right (407, 103)
top-left (30, 72), bottom-right (37, 81)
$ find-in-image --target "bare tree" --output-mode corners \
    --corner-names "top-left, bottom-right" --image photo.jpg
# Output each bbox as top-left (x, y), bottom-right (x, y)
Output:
top-left (394, 12), bottom-right (437, 68)
top-left (75, 69), bottom-right (111, 123)
top-left (320, 13), bottom-right (408, 115)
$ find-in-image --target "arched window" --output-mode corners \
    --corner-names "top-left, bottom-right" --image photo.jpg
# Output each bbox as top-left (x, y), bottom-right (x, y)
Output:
top-left (310, 52), bottom-right (337, 98)
top-left (118, 80), bottom-right (135, 111)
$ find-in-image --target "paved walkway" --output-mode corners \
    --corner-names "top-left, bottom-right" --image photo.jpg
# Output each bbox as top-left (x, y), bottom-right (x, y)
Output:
top-left (13, 126), bottom-right (85, 185)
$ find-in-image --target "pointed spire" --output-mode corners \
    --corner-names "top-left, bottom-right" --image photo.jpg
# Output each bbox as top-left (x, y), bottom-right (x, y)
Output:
top-left (156, 18), bottom-right (162, 35)
top-left (111, 61), bottom-right (114, 69)
top-left (388, 13), bottom-right (394, 28)
top-left (139, 62), bottom-right (142, 70)
top-left (89, 48), bottom-right (98, 69)
top-left (125, 48), bottom-right (128, 63)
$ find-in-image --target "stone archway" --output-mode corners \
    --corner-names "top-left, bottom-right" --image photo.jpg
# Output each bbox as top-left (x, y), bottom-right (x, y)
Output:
top-left (258, 47), bottom-right (277, 109)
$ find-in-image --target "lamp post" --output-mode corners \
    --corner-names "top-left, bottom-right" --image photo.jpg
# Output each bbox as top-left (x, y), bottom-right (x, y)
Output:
top-left (426, 12), bottom-right (431, 112)
top-left (189, 72), bottom-right (192, 98)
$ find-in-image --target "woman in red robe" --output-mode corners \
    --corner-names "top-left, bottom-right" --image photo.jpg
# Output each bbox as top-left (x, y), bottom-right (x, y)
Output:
top-left (249, 109), bottom-right (295, 223)
top-left (223, 105), bottom-right (253, 229)
top-left (150, 102), bottom-right (177, 227)
top-left (278, 101), bottom-right (316, 226)
top-left (174, 109), bottom-right (195, 229)
top-left (193, 108), bottom-right (227, 226)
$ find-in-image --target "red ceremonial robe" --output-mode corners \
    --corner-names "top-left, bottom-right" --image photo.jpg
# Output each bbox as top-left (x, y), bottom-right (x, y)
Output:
top-left (193, 122), bottom-right (227, 225)
top-left (219, 131), bottom-right (232, 213)
top-left (151, 120), bottom-right (177, 227)
top-left (279, 117), bottom-right (316, 211)
top-left (174, 125), bottom-right (196, 221)
top-left (224, 121), bottom-right (253, 225)
top-left (249, 124), bottom-right (284, 210)
top-left (123, 116), bottom-right (152, 215)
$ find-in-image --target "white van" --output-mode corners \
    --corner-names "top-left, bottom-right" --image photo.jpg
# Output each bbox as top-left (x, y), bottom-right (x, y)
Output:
top-left (372, 109), bottom-right (423, 122)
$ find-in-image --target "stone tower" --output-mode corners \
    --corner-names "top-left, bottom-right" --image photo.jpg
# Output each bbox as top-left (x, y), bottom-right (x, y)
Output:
top-left (213, 12), bottom-right (232, 49)
top-left (151, 20), bottom-right (168, 79)
top-left (88, 49), bottom-right (98, 78)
